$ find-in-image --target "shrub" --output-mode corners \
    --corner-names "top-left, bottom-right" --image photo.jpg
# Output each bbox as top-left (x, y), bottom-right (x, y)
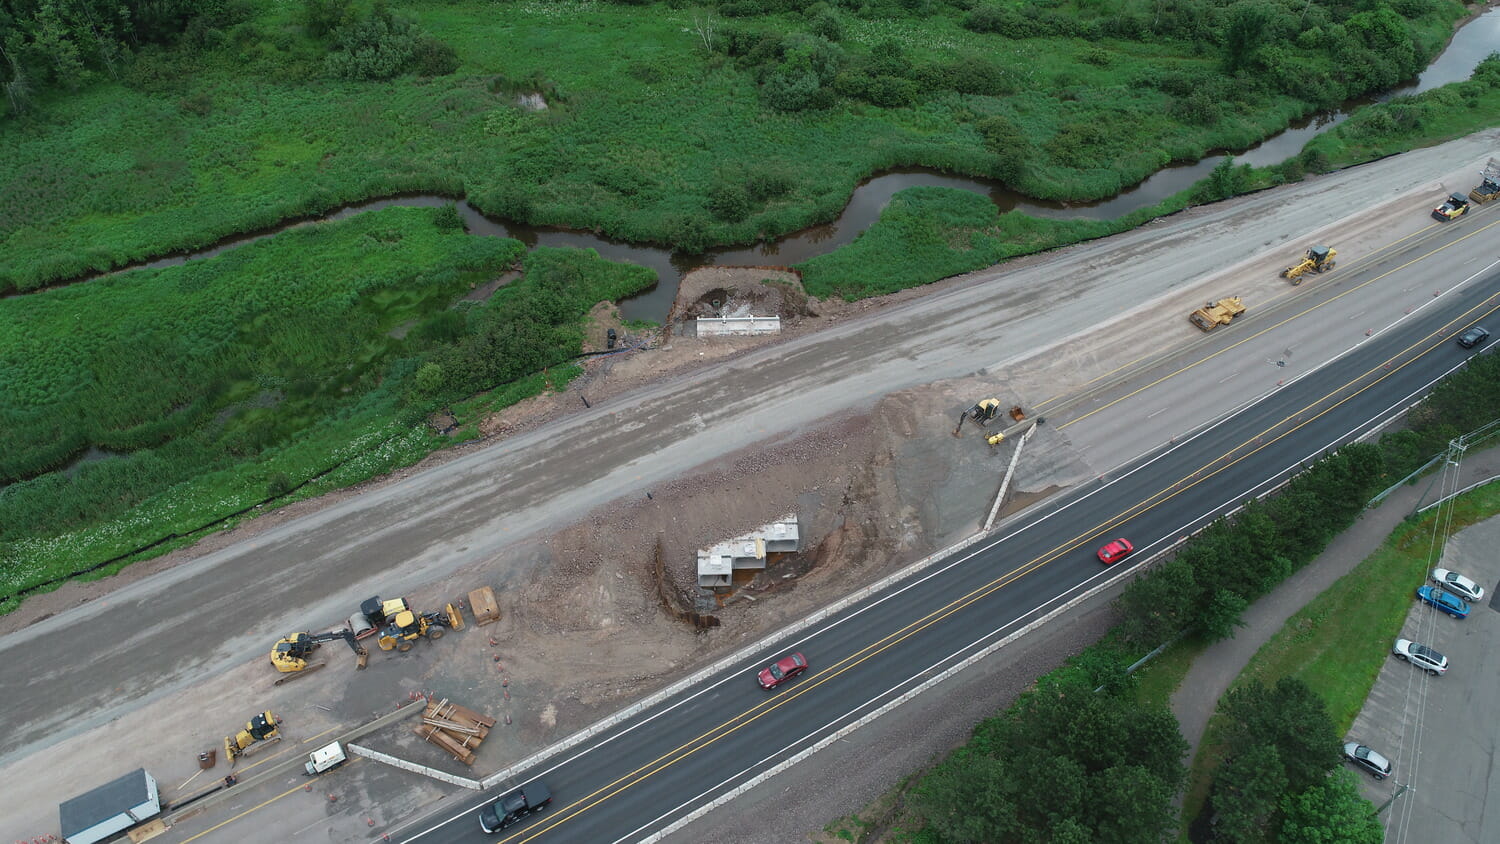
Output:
top-left (708, 180), bottom-right (752, 222)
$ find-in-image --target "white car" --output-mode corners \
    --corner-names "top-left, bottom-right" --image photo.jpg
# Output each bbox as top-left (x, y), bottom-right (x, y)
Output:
top-left (1432, 568), bottom-right (1484, 602)
top-left (1392, 638), bottom-right (1448, 675)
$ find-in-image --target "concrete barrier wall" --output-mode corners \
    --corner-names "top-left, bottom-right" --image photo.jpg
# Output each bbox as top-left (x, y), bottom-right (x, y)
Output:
top-left (696, 316), bottom-right (780, 337)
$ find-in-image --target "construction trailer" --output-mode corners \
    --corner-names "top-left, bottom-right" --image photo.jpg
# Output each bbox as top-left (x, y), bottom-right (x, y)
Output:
top-left (59, 768), bottom-right (161, 844)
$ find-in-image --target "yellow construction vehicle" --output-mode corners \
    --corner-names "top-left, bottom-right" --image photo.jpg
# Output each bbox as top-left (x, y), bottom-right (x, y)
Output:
top-left (1189, 297), bottom-right (1246, 332)
top-left (270, 628), bottom-right (368, 679)
top-left (953, 399), bottom-right (1001, 436)
top-left (224, 711), bottom-right (280, 762)
top-left (378, 603), bottom-right (464, 653)
top-left (1280, 245), bottom-right (1336, 284)
top-left (1470, 158), bottom-right (1500, 204)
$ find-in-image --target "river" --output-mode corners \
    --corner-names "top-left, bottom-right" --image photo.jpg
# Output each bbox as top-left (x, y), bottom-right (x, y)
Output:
top-left (113, 7), bottom-right (1500, 323)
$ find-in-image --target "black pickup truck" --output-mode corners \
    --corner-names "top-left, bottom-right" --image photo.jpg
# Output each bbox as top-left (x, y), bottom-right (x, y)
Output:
top-left (478, 780), bottom-right (553, 834)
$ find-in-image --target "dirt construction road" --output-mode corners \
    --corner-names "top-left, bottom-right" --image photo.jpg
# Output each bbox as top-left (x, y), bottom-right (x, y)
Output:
top-left (0, 132), bottom-right (1496, 835)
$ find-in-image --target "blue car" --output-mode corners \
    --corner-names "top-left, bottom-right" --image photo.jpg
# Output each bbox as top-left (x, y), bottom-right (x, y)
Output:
top-left (1416, 585), bottom-right (1470, 619)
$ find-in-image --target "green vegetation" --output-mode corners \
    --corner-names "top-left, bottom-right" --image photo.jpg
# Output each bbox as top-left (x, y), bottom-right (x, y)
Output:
top-left (1305, 52), bottom-right (1500, 168)
top-left (797, 184), bottom-right (1188, 299)
top-left (0, 0), bottom-right (1469, 291)
top-left (1174, 478), bottom-right (1500, 832)
top-left (911, 661), bottom-right (1186, 843)
top-left (1204, 678), bottom-right (1381, 843)
top-left (0, 207), bottom-right (653, 609)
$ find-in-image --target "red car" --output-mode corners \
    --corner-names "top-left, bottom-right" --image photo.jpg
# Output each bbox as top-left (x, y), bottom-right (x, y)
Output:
top-left (1097, 538), bottom-right (1134, 565)
top-left (757, 652), bottom-right (808, 689)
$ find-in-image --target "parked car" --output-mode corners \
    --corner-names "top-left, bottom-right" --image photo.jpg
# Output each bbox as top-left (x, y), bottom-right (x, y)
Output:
top-left (757, 652), bottom-right (808, 689)
top-left (1416, 585), bottom-right (1470, 618)
top-left (1431, 567), bottom-right (1485, 602)
top-left (1343, 742), bottom-right (1392, 780)
top-left (1096, 538), bottom-right (1134, 565)
top-left (1432, 193), bottom-right (1470, 221)
top-left (1456, 326), bottom-right (1490, 349)
top-left (1391, 638), bottom-right (1447, 675)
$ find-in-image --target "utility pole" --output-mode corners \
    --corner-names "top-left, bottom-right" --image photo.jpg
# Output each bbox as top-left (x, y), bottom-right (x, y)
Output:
top-left (1375, 783), bottom-right (1410, 815)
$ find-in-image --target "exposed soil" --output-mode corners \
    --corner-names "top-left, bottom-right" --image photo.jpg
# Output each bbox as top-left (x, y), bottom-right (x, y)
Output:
top-left (0, 266), bottom-right (1067, 843)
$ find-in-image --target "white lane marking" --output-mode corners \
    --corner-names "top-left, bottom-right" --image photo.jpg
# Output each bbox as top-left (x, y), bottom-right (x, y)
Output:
top-left (396, 257), bottom-right (1500, 843)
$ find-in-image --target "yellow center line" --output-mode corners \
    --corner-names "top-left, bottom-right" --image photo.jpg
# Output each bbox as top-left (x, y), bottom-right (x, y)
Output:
top-left (502, 239), bottom-right (1500, 842)
top-left (1054, 219), bottom-right (1500, 431)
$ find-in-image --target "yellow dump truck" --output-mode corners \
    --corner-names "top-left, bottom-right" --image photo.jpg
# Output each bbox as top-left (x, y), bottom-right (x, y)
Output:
top-left (1189, 297), bottom-right (1246, 332)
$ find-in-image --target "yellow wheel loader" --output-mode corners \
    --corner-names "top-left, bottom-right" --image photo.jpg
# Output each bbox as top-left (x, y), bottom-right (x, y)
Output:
top-left (1280, 245), bottom-right (1336, 284)
top-left (378, 603), bottom-right (465, 653)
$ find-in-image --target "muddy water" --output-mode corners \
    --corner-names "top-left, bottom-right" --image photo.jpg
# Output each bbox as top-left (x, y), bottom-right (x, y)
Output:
top-left (97, 8), bottom-right (1500, 322)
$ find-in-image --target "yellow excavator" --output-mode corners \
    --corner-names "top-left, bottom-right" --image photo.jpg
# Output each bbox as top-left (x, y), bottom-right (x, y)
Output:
top-left (1280, 245), bottom-right (1337, 284)
top-left (225, 711), bottom-right (281, 762)
top-left (378, 602), bottom-right (465, 653)
top-left (270, 628), bottom-right (368, 679)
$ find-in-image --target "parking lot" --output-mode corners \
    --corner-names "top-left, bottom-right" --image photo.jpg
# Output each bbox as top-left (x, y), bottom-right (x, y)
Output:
top-left (1344, 514), bottom-right (1500, 843)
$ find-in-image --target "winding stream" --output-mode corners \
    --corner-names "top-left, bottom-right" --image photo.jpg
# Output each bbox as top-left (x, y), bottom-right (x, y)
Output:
top-left (111, 8), bottom-right (1500, 323)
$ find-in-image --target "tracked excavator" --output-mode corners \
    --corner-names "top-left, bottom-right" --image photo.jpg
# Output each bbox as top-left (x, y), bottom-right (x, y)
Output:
top-left (270, 628), bottom-right (368, 681)
top-left (224, 711), bottom-right (281, 762)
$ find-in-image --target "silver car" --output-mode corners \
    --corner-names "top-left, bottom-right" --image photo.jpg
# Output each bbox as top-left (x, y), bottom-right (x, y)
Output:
top-left (1431, 568), bottom-right (1484, 602)
top-left (1392, 638), bottom-right (1447, 675)
top-left (1344, 742), bottom-right (1392, 780)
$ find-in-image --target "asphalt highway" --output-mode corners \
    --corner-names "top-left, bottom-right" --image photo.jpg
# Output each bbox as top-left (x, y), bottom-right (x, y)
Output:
top-left (4, 137), bottom-right (1491, 776)
top-left (394, 228), bottom-right (1500, 842)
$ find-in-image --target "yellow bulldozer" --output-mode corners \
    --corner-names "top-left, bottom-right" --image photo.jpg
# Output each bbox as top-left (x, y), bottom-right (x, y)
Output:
top-left (1280, 245), bottom-right (1336, 284)
top-left (1189, 297), bottom-right (1246, 332)
top-left (225, 711), bottom-right (281, 762)
top-left (378, 602), bottom-right (465, 653)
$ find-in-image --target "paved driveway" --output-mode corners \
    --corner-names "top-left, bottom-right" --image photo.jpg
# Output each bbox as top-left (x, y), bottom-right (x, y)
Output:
top-left (1344, 512), bottom-right (1500, 843)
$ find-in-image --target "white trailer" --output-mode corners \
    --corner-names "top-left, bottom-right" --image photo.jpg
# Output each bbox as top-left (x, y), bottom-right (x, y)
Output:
top-left (59, 768), bottom-right (161, 844)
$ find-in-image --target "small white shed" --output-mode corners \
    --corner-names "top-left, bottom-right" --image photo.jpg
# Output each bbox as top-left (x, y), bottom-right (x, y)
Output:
top-left (59, 768), bottom-right (161, 844)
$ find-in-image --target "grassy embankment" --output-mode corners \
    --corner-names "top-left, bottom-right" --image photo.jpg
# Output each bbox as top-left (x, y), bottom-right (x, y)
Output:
top-left (0, 206), bottom-right (654, 611)
top-left (0, 0), bottom-right (1465, 292)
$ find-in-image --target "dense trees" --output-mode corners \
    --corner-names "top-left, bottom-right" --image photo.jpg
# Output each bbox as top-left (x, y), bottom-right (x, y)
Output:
top-left (1115, 444), bottom-right (1387, 649)
top-left (914, 675), bottom-right (1186, 843)
top-left (1203, 679), bottom-right (1379, 843)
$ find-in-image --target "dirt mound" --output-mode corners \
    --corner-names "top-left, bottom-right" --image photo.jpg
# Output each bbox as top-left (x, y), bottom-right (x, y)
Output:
top-left (675, 267), bottom-right (817, 323)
